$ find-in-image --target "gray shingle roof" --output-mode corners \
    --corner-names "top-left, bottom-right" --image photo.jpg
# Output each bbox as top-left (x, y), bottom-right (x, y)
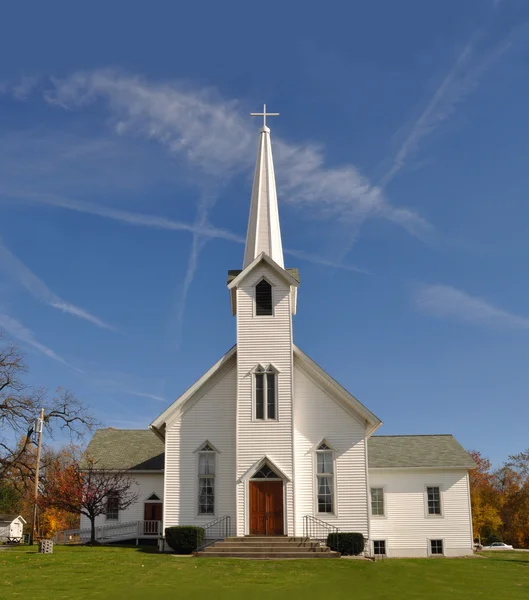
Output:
top-left (368, 435), bottom-right (476, 469)
top-left (227, 268), bottom-right (300, 284)
top-left (83, 429), bottom-right (164, 470)
top-left (84, 430), bottom-right (475, 472)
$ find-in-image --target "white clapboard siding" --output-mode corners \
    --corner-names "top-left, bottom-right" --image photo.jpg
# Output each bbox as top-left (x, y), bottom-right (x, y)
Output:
top-left (163, 359), bottom-right (237, 529)
top-left (80, 473), bottom-right (164, 529)
top-left (235, 264), bottom-right (294, 536)
top-left (293, 364), bottom-right (369, 536)
top-left (369, 468), bottom-right (473, 557)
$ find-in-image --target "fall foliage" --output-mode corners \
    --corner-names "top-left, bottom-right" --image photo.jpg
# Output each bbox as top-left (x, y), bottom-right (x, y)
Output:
top-left (469, 449), bottom-right (529, 548)
top-left (40, 456), bottom-right (138, 544)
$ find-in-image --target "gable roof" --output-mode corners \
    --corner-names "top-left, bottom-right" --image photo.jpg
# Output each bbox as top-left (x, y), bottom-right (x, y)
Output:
top-left (227, 267), bottom-right (300, 285)
top-left (293, 344), bottom-right (382, 435)
top-left (150, 345), bottom-right (236, 436)
top-left (83, 428), bottom-right (164, 470)
top-left (0, 514), bottom-right (26, 524)
top-left (368, 435), bottom-right (476, 469)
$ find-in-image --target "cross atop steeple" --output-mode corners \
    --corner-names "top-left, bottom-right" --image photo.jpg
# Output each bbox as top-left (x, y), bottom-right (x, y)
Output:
top-left (243, 108), bottom-right (284, 269)
top-left (250, 104), bottom-right (279, 129)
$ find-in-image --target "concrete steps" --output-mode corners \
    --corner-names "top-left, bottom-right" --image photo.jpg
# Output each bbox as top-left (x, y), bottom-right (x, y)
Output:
top-left (196, 536), bottom-right (340, 559)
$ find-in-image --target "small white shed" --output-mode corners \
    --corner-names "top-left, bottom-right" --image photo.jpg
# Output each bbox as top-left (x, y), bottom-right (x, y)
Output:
top-left (0, 514), bottom-right (26, 542)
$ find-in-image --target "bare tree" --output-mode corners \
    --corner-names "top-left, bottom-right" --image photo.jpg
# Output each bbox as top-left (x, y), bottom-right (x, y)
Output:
top-left (40, 456), bottom-right (138, 544)
top-left (0, 335), bottom-right (97, 481)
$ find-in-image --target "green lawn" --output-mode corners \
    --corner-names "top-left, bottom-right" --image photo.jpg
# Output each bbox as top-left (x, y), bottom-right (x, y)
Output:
top-left (1, 546), bottom-right (528, 600)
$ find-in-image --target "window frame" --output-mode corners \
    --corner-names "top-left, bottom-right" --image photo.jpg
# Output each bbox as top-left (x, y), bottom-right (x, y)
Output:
top-left (373, 539), bottom-right (387, 556)
top-left (428, 538), bottom-right (445, 556)
top-left (314, 441), bottom-right (336, 516)
top-left (425, 485), bottom-right (443, 518)
top-left (254, 277), bottom-right (274, 317)
top-left (105, 493), bottom-right (119, 521)
top-left (370, 486), bottom-right (386, 518)
top-left (252, 364), bottom-right (278, 421)
top-left (197, 443), bottom-right (217, 516)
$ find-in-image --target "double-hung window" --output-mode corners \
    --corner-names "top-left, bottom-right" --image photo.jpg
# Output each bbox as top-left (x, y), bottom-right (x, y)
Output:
top-left (426, 486), bottom-right (442, 515)
top-left (254, 365), bottom-right (277, 420)
top-left (105, 493), bottom-right (119, 520)
top-left (198, 443), bottom-right (216, 515)
top-left (371, 487), bottom-right (385, 516)
top-left (316, 442), bottom-right (334, 514)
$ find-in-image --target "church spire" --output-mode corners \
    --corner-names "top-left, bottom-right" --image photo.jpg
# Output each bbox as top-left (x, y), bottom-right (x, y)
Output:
top-left (243, 106), bottom-right (284, 269)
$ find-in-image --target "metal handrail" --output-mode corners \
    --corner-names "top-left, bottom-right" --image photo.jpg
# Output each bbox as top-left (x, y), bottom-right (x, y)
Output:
top-left (197, 515), bottom-right (232, 551)
top-left (303, 515), bottom-right (339, 543)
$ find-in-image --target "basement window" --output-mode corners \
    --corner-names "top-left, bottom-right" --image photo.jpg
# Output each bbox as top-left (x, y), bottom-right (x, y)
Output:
top-left (373, 540), bottom-right (386, 556)
top-left (430, 539), bottom-right (444, 555)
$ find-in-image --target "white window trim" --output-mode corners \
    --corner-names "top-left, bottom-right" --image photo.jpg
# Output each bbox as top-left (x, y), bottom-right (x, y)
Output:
top-left (370, 485), bottom-right (387, 519)
top-left (424, 484), bottom-right (444, 518)
top-left (372, 539), bottom-right (388, 557)
top-left (428, 537), bottom-right (445, 557)
top-left (197, 443), bottom-right (217, 517)
top-left (254, 276), bottom-right (275, 318)
top-left (105, 494), bottom-right (120, 522)
top-left (144, 491), bottom-right (163, 503)
top-left (314, 441), bottom-right (337, 517)
top-left (252, 364), bottom-right (279, 421)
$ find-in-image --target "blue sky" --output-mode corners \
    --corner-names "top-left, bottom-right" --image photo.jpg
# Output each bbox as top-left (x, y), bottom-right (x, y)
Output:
top-left (0, 0), bottom-right (527, 466)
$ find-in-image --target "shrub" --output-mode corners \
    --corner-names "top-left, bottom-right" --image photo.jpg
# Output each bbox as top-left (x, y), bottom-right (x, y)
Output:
top-left (165, 526), bottom-right (204, 554)
top-left (327, 532), bottom-right (365, 556)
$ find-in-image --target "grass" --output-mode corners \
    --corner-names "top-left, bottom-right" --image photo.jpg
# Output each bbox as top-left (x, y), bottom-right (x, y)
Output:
top-left (0, 546), bottom-right (528, 600)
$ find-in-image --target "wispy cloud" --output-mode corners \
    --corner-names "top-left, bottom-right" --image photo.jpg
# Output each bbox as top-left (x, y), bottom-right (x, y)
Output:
top-left (6, 189), bottom-right (244, 244)
top-left (38, 69), bottom-right (427, 237)
top-left (0, 237), bottom-right (116, 331)
top-left (0, 311), bottom-right (82, 368)
top-left (6, 189), bottom-right (364, 273)
top-left (172, 189), bottom-right (217, 347)
top-left (380, 30), bottom-right (511, 187)
top-left (414, 283), bottom-right (529, 331)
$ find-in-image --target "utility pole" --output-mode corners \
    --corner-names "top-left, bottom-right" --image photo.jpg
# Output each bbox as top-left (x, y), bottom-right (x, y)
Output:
top-left (29, 408), bottom-right (44, 545)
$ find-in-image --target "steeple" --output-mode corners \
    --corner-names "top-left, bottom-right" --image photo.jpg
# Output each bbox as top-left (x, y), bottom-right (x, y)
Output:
top-left (243, 107), bottom-right (284, 269)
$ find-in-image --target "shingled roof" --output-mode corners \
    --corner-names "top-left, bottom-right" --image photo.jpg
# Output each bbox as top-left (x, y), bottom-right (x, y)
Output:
top-left (83, 429), bottom-right (164, 470)
top-left (84, 429), bottom-right (475, 471)
top-left (368, 435), bottom-right (476, 469)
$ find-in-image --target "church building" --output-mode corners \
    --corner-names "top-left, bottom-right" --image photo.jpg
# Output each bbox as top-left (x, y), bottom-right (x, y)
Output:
top-left (82, 112), bottom-right (476, 558)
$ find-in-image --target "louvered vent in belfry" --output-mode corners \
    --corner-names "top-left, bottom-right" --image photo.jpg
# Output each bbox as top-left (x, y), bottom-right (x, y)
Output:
top-left (256, 280), bottom-right (272, 315)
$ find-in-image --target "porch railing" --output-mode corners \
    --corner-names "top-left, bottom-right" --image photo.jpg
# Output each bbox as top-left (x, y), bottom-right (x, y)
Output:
top-left (303, 515), bottom-right (339, 544)
top-left (197, 515), bottom-right (232, 552)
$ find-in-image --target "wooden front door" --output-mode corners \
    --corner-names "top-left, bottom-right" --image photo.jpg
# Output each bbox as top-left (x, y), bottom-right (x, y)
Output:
top-left (249, 481), bottom-right (284, 535)
top-left (143, 502), bottom-right (163, 534)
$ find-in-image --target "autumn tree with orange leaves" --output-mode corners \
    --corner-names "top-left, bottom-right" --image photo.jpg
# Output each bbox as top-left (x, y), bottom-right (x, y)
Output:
top-left (40, 457), bottom-right (138, 544)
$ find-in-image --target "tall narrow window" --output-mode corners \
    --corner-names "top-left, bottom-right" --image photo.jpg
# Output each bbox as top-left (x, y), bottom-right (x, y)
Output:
top-left (255, 279), bottom-right (272, 315)
top-left (254, 365), bottom-right (277, 420)
top-left (316, 442), bottom-right (334, 513)
top-left (371, 488), bottom-right (385, 516)
top-left (427, 486), bottom-right (441, 515)
top-left (198, 443), bottom-right (216, 514)
top-left (105, 493), bottom-right (119, 521)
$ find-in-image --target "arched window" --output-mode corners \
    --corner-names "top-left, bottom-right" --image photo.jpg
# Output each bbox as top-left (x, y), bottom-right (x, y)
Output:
top-left (316, 441), bottom-right (334, 514)
top-left (254, 364), bottom-right (278, 420)
top-left (198, 442), bottom-right (216, 515)
top-left (255, 279), bottom-right (273, 315)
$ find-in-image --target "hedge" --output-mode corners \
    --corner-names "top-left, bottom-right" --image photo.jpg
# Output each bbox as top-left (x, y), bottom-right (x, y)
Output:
top-left (165, 526), bottom-right (204, 554)
top-left (327, 532), bottom-right (365, 556)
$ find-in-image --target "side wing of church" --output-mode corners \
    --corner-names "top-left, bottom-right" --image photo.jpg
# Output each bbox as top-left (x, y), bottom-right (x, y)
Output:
top-left (82, 116), bottom-right (476, 558)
